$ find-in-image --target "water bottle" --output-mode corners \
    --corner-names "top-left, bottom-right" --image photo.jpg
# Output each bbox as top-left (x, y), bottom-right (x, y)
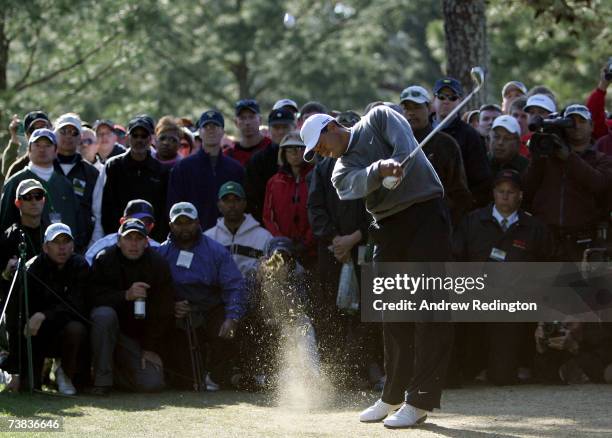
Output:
top-left (134, 298), bottom-right (146, 319)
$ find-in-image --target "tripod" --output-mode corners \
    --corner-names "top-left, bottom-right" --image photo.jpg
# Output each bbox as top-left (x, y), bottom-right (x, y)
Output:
top-left (0, 234), bottom-right (34, 393)
top-left (185, 312), bottom-right (205, 392)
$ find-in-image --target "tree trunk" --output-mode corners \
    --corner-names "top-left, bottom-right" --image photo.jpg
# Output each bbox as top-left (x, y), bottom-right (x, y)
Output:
top-left (442, 0), bottom-right (488, 107)
top-left (0, 9), bottom-right (9, 92)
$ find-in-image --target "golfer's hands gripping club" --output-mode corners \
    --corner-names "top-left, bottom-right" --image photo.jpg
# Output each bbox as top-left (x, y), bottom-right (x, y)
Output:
top-left (380, 159), bottom-right (404, 190)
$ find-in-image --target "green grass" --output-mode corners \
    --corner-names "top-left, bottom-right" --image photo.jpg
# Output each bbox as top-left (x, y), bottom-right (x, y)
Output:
top-left (1, 385), bottom-right (612, 437)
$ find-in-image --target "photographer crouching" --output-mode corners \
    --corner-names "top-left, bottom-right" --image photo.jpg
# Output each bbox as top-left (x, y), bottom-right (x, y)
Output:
top-left (523, 104), bottom-right (612, 261)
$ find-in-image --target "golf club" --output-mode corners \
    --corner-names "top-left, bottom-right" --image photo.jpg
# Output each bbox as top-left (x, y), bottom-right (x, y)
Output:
top-left (382, 66), bottom-right (486, 190)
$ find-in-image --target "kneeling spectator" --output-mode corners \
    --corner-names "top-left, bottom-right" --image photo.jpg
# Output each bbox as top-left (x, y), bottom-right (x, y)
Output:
top-left (205, 181), bottom-right (272, 277)
top-left (158, 202), bottom-right (247, 390)
top-left (89, 219), bottom-right (174, 395)
top-left (4, 224), bottom-right (89, 394)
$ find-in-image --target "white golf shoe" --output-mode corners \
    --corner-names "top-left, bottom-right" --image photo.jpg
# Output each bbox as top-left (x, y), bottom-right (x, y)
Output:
top-left (383, 403), bottom-right (427, 428)
top-left (359, 399), bottom-right (402, 423)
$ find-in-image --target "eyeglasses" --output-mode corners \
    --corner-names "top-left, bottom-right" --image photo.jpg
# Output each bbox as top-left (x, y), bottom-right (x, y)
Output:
top-left (81, 139), bottom-right (94, 146)
top-left (19, 192), bottom-right (45, 202)
top-left (59, 127), bottom-right (79, 137)
top-left (435, 94), bottom-right (459, 102)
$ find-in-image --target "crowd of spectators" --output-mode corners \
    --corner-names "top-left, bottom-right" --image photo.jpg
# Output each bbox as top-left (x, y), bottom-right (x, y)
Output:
top-left (1, 62), bottom-right (612, 395)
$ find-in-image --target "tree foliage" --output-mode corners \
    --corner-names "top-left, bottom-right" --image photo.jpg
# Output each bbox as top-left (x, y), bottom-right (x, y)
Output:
top-left (0, 0), bottom-right (609, 141)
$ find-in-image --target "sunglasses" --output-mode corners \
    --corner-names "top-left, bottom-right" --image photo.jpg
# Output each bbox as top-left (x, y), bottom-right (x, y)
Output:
top-left (130, 133), bottom-right (150, 140)
top-left (81, 139), bottom-right (94, 146)
top-left (435, 94), bottom-right (459, 102)
top-left (19, 192), bottom-right (45, 202)
top-left (59, 127), bottom-right (80, 137)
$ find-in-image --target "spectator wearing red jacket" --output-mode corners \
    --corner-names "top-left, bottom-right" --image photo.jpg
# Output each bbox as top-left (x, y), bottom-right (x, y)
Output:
top-left (586, 63), bottom-right (612, 141)
top-left (262, 131), bottom-right (314, 260)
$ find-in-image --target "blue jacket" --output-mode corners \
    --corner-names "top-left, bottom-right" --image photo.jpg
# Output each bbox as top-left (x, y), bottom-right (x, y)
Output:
top-left (166, 150), bottom-right (244, 230)
top-left (157, 233), bottom-right (247, 320)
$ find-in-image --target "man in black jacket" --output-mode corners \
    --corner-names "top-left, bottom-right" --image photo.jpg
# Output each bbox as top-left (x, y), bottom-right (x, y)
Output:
top-left (307, 155), bottom-right (375, 384)
top-left (400, 85), bottom-right (473, 225)
top-left (101, 116), bottom-right (169, 242)
top-left (431, 77), bottom-right (492, 208)
top-left (4, 223), bottom-right (89, 393)
top-left (53, 113), bottom-right (101, 251)
top-left (452, 170), bottom-right (552, 385)
top-left (89, 219), bottom-right (174, 394)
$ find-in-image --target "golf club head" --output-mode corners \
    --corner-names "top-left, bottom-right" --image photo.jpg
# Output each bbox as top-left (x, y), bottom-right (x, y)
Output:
top-left (470, 66), bottom-right (485, 90)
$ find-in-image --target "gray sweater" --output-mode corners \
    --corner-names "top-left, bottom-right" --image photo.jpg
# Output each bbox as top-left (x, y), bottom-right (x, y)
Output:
top-left (331, 106), bottom-right (443, 221)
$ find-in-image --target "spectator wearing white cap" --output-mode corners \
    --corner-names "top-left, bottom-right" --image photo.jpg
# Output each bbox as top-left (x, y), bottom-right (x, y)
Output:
top-left (53, 113), bottom-right (102, 252)
top-left (301, 106), bottom-right (454, 428)
top-left (489, 115), bottom-right (529, 177)
top-left (0, 129), bottom-right (80, 243)
top-left (272, 98), bottom-right (299, 116)
top-left (523, 104), bottom-right (612, 260)
top-left (4, 223), bottom-right (89, 393)
top-left (501, 80), bottom-right (528, 114)
top-left (399, 85), bottom-right (472, 225)
top-left (158, 202), bottom-right (246, 390)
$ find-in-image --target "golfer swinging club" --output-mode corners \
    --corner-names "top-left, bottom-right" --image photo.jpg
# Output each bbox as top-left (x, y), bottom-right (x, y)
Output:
top-left (300, 106), bottom-right (454, 428)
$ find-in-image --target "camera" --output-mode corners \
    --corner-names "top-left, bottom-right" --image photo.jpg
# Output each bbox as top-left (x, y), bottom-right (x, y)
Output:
top-left (528, 113), bottom-right (574, 157)
top-left (605, 57), bottom-right (612, 81)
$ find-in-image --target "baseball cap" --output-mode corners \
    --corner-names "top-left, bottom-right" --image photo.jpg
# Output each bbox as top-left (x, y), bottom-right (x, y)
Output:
top-left (197, 110), bottom-right (224, 129)
top-left (299, 113), bottom-right (336, 162)
top-left (400, 85), bottom-right (431, 104)
top-left (54, 113), bottom-right (82, 134)
top-left (272, 99), bottom-right (299, 112)
top-left (218, 181), bottom-right (246, 200)
top-left (280, 131), bottom-right (305, 148)
top-left (169, 202), bottom-right (199, 222)
top-left (268, 108), bottom-right (295, 126)
top-left (127, 116), bottom-right (154, 135)
top-left (29, 128), bottom-right (57, 145)
top-left (44, 223), bottom-right (73, 243)
top-left (336, 111), bottom-right (361, 128)
top-left (501, 81), bottom-right (528, 98)
top-left (235, 99), bottom-right (260, 116)
top-left (494, 169), bottom-right (522, 189)
top-left (492, 115), bottom-right (521, 136)
top-left (119, 218), bottom-right (148, 237)
top-left (16, 179), bottom-right (46, 198)
top-left (123, 199), bottom-right (155, 220)
top-left (524, 94), bottom-right (556, 113)
top-left (433, 77), bottom-right (464, 96)
top-left (24, 111), bottom-right (50, 133)
top-left (94, 119), bottom-right (115, 131)
top-left (265, 237), bottom-right (294, 258)
top-left (564, 104), bottom-right (592, 121)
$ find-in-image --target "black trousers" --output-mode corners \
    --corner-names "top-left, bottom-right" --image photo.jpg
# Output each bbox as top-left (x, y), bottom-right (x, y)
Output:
top-left (372, 197), bottom-right (454, 411)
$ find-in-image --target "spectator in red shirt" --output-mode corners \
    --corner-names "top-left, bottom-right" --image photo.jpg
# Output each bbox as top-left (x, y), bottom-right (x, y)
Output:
top-left (224, 99), bottom-right (271, 166)
top-left (586, 62), bottom-right (612, 141)
top-left (262, 131), bottom-right (314, 260)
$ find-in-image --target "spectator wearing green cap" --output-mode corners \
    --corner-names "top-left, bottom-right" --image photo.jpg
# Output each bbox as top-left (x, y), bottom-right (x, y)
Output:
top-left (205, 181), bottom-right (272, 277)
